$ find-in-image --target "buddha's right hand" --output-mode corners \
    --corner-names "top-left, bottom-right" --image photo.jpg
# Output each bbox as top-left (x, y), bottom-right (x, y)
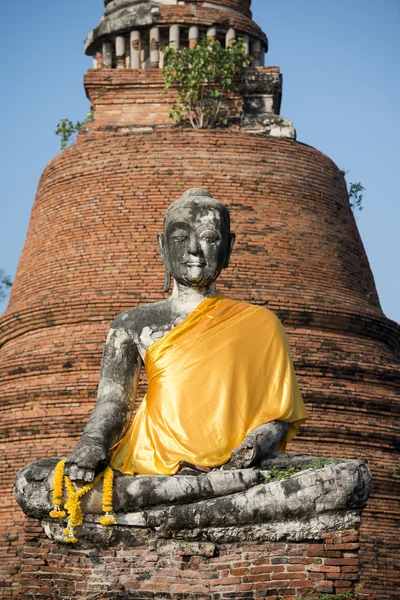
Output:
top-left (64, 440), bottom-right (109, 482)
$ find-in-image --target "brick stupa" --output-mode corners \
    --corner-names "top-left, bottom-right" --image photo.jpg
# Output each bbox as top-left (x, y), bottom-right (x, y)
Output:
top-left (1, 0), bottom-right (399, 597)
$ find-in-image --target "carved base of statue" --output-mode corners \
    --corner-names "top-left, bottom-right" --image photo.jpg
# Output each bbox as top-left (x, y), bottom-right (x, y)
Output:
top-left (14, 452), bottom-right (371, 598)
top-left (15, 453), bottom-right (371, 547)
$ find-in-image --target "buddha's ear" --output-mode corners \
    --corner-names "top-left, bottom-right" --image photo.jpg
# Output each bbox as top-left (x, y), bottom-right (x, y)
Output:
top-left (157, 233), bottom-right (166, 259)
top-left (158, 234), bottom-right (171, 293)
top-left (223, 232), bottom-right (236, 268)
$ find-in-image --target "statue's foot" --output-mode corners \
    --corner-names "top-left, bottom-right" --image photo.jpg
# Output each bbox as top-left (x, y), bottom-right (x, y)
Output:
top-left (178, 467), bottom-right (202, 476)
top-left (177, 462), bottom-right (211, 476)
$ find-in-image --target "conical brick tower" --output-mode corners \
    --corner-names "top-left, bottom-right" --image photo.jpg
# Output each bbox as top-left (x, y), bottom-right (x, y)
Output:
top-left (1, 1), bottom-right (399, 596)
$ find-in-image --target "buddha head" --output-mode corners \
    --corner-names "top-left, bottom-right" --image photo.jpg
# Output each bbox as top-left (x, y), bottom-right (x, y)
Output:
top-left (158, 189), bottom-right (236, 292)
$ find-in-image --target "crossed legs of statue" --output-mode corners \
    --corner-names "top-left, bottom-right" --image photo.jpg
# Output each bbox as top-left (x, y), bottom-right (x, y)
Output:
top-left (179, 421), bottom-right (290, 475)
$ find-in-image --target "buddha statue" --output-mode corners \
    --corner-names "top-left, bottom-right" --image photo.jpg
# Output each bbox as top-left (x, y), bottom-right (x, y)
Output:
top-left (64, 188), bottom-right (308, 483)
top-left (14, 188), bottom-right (371, 552)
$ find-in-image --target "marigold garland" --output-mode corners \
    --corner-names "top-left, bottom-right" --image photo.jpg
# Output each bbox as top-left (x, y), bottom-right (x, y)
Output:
top-left (49, 461), bottom-right (116, 543)
top-left (49, 460), bottom-right (66, 519)
top-left (100, 467), bottom-right (115, 526)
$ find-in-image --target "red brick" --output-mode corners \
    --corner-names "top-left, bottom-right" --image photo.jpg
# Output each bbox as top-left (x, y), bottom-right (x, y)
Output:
top-left (325, 543), bottom-right (360, 551)
top-left (230, 567), bottom-right (249, 576)
top-left (210, 576), bottom-right (241, 586)
top-left (271, 573), bottom-right (306, 581)
top-left (325, 558), bottom-right (359, 566)
top-left (309, 565), bottom-right (341, 574)
top-left (249, 565), bottom-right (280, 574)
top-left (243, 574), bottom-right (271, 583)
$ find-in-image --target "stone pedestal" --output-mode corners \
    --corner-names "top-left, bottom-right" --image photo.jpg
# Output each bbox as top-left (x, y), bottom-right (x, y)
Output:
top-left (18, 522), bottom-right (364, 599)
top-left (14, 456), bottom-right (371, 597)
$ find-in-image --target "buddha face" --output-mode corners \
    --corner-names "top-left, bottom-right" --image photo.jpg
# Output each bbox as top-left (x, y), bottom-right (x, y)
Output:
top-left (159, 199), bottom-right (235, 289)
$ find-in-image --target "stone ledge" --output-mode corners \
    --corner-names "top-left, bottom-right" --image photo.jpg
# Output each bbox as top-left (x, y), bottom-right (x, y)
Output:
top-left (241, 115), bottom-right (296, 139)
top-left (85, 2), bottom-right (161, 55)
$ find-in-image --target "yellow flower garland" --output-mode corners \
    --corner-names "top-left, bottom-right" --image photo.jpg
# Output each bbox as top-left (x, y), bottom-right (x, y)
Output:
top-left (99, 467), bottom-right (116, 526)
top-left (49, 461), bottom-right (116, 543)
top-left (49, 460), bottom-right (67, 519)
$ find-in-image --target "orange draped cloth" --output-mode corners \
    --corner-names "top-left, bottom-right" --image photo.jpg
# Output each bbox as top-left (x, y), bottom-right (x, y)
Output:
top-left (111, 294), bottom-right (308, 476)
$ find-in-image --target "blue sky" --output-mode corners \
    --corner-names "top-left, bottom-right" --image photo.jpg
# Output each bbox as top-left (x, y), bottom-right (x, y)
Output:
top-left (0, 0), bottom-right (399, 322)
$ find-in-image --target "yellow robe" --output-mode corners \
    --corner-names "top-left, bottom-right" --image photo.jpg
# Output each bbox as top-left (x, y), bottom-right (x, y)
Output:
top-left (111, 293), bottom-right (308, 476)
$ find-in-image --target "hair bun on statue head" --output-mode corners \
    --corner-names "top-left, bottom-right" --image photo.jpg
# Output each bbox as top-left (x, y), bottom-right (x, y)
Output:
top-left (164, 188), bottom-right (230, 228)
top-left (179, 188), bottom-right (214, 200)
top-left (165, 188), bottom-right (230, 223)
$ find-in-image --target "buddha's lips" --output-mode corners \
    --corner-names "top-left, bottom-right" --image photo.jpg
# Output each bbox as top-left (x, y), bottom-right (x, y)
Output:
top-left (184, 262), bottom-right (206, 267)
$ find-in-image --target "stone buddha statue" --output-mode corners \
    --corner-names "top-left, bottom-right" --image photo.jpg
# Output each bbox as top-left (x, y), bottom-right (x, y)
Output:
top-left (14, 188), bottom-right (371, 550)
top-left (64, 188), bottom-right (308, 483)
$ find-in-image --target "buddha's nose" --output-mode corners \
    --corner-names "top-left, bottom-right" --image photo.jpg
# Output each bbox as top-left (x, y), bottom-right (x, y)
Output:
top-left (188, 235), bottom-right (202, 255)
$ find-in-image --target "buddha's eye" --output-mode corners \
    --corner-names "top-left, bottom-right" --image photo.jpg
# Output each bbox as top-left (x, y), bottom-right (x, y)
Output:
top-left (200, 229), bottom-right (220, 243)
top-left (170, 235), bottom-right (188, 244)
top-left (200, 233), bottom-right (219, 243)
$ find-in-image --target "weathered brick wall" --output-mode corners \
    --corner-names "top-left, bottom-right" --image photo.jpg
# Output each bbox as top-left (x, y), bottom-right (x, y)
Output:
top-left (18, 521), bottom-right (363, 600)
top-left (1, 130), bottom-right (399, 597)
top-left (2, 132), bottom-right (382, 314)
top-left (85, 69), bottom-right (181, 128)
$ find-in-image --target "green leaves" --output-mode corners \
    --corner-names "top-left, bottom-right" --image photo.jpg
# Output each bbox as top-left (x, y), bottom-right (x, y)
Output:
top-left (348, 181), bottom-right (365, 213)
top-left (264, 457), bottom-right (342, 483)
top-left (162, 38), bottom-right (251, 129)
top-left (55, 119), bottom-right (75, 150)
top-left (341, 169), bottom-right (365, 215)
top-left (296, 591), bottom-right (358, 600)
top-left (55, 114), bottom-right (94, 150)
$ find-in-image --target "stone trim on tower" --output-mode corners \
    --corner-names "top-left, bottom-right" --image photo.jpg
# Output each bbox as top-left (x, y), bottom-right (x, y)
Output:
top-left (85, 0), bottom-right (267, 70)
